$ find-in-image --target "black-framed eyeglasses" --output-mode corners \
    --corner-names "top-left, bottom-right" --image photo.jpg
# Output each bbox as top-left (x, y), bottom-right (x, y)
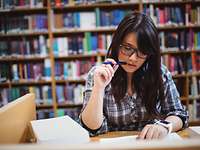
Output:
top-left (119, 44), bottom-right (147, 59)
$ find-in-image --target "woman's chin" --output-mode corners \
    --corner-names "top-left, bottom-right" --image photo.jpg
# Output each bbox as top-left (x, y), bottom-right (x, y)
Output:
top-left (122, 66), bottom-right (137, 73)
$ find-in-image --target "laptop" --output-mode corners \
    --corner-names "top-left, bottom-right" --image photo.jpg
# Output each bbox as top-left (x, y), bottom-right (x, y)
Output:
top-left (0, 93), bottom-right (36, 144)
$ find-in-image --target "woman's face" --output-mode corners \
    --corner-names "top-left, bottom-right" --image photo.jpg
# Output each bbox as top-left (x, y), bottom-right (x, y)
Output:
top-left (118, 32), bottom-right (147, 73)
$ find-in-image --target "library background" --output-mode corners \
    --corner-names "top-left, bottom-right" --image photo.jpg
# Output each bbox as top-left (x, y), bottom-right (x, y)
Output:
top-left (0, 0), bottom-right (200, 126)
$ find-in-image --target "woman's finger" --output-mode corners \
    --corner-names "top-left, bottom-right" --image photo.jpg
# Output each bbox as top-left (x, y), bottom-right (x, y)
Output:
top-left (145, 126), bottom-right (154, 140)
top-left (105, 64), bottom-right (115, 76)
top-left (152, 126), bottom-right (159, 139)
top-left (138, 125), bottom-right (150, 139)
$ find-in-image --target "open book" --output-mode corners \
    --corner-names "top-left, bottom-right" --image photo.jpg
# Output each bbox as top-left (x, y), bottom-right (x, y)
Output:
top-left (99, 133), bottom-right (182, 144)
top-left (30, 116), bottom-right (90, 144)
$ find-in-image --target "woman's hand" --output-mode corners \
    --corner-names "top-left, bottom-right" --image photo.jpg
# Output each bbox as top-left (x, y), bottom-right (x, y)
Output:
top-left (93, 58), bottom-right (119, 90)
top-left (138, 124), bottom-right (168, 140)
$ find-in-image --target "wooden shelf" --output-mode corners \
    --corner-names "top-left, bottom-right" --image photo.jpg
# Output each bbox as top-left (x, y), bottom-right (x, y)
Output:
top-left (56, 79), bottom-right (85, 84)
top-left (0, 31), bottom-right (48, 38)
top-left (36, 104), bottom-right (53, 109)
top-left (180, 97), bottom-right (188, 101)
top-left (187, 72), bottom-right (200, 77)
top-left (10, 80), bottom-right (52, 86)
top-left (0, 7), bottom-right (47, 14)
top-left (53, 26), bottom-right (116, 35)
top-left (54, 53), bottom-right (106, 60)
top-left (57, 103), bottom-right (83, 108)
top-left (53, 25), bottom-right (200, 35)
top-left (0, 82), bottom-right (10, 87)
top-left (52, 2), bottom-right (139, 11)
top-left (157, 25), bottom-right (200, 30)
top-left (172, 74), bottom-right (187, 78)
top-left (188, 95), bottom-right (200, 100)
top-left (143, 0), bottom-right (200, 5)
top-left (172, 72), bottom-right (200, 78)
top-left (161, 50), bottom-right (194, 55)
top-left (0, 56), bottom-right (49, 62)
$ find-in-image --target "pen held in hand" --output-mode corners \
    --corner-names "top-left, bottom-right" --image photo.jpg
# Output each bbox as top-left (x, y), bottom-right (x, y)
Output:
top-left (103, 61), bottom-right (127, 66)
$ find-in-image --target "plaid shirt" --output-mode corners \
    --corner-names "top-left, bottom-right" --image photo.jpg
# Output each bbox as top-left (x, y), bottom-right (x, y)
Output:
top-left (79, 64), bottom-right (189, 136)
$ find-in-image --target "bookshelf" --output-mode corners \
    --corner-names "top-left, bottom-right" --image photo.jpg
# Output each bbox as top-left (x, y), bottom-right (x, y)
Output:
top-left (0, 0), bottom-right (200, 125)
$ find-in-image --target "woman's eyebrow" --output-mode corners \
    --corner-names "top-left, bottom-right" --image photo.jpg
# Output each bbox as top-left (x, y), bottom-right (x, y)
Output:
top-left (122, 42), bottom-right (137, 49)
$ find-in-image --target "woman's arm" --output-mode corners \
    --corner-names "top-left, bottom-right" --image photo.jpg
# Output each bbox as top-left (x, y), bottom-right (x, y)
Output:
top-left (138, 65), bottom-right (188, 139)
top-left (81, 85), bottom-right (105, 130)
top-left (81, 59), bottom-right (118, 130)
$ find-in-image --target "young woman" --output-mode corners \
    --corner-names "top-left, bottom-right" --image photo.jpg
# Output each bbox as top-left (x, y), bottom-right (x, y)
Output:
top-left (79, 12), bottom-right (188, 139)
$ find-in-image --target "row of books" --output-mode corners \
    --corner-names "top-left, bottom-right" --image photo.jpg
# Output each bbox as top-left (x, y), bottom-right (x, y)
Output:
top-left (50, 0), bottom-right (139, 7)
top-left (0, 0), bottom-right (46, 10)
top-left (29, 86), bottom-right (53, 105)
top-left (53, 33), bottom-right (111, 56)
top-left (189, 100), bottom-right (200, 121)
top-left (0, 14), bottom-right (48, 34)
top-left (55, 60), bottom-right (95, 80)
top-left (56, 84), bottom-right (84, 105)
top-left (0, 54), bottom-right (199, 83)
top-left (37, 108), bottom-right (81, 120)
top-left (32, 84), bottom-right (85, 106)
top-left (0, 84), bottom-right (85, 108)
top-left (189, 76), bottom-right (200, 98)
top-left (144, 6), bottom-right (184, 26)
top-left (57, 108), bottom-right (81, 121)
top-left (37, 109), bottom-right (54, 119)
top-left (159, 31), bottom-right (200, 51)
top-left (162, 54), bottom-right (200, 75)
top-left (0, 35), bottom-right (48, 57)
top-left (143, 4), bottom-right (200, 26)
top-left (162, 56), bottom-right (185, 75)
top-left (0, 59), bottom-right (96, 82)
top-left (0, 87), bottom-right (28, 107)
top-left (0, 59), bottom-right (51, 81)
top-left (1, 30), bottom-right (199, 58)
top-left (54, 9), bottom-right (130, 30)
top-left (0, 86), bottom-right (52, 106)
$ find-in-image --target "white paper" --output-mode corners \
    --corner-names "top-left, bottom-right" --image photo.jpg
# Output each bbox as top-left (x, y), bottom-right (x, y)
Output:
top-left (100, 133), bottom-right (181, 144)
top-left (31, 115), bottom-right (90, 144)
top-left (190, 126), bottom-right (200, 135)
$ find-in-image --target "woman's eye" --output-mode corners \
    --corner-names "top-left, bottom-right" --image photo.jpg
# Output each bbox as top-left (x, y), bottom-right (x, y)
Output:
top-left (125, 47), bottom-right (132, 51)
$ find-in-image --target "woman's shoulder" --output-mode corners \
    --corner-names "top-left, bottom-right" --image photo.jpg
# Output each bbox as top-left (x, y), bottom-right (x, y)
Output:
top-left (161, 64), bottom-right (173, 83)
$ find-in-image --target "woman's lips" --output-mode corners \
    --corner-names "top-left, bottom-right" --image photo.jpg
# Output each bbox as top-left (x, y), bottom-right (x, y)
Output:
top-left (127, 64), bottom-right (137, 67)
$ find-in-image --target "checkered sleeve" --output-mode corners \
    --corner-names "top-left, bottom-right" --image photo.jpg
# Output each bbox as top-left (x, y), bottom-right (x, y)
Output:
top-left (78, 66), bottom-right (109, 136)
top-left (161, 65), bottom-right (189, 129)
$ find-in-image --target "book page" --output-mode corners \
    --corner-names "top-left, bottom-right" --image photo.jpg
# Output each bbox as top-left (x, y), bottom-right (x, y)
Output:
top-left (99, 133), bottom-right (181, 144)
top-left (190, 126), bottom-right (200, 135)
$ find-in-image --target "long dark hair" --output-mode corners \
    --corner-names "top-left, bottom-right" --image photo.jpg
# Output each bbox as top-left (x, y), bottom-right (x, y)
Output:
top-left (107, 12), bottom-right (165, 117)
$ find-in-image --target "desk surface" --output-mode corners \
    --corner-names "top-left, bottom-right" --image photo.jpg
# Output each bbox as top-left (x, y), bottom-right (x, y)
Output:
top-left (1, 127), bottom-right (200, 150)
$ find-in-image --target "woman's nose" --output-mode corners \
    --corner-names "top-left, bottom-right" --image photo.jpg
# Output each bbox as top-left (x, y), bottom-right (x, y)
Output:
top-left (128, 52), bottom-right (138, 62)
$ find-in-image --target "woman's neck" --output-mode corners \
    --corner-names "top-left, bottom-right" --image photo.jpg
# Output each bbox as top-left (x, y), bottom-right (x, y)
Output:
top-left (127, 73), bottom-right (134, 95)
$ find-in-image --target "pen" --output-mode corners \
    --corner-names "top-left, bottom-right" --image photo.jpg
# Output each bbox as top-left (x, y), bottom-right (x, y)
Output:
top-left (103, 61), bottom-right (127, 66)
